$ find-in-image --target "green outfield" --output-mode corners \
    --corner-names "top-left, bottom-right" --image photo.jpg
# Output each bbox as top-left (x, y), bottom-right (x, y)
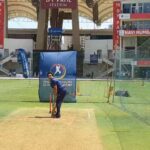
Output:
top-left (0, 79), bottom-right (150, 150)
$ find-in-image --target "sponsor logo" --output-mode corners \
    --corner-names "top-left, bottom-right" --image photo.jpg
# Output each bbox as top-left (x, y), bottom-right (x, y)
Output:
top-left (50, 64), bottom-right (66, 79)
top-left (119, 14), bottom-right (130, 20)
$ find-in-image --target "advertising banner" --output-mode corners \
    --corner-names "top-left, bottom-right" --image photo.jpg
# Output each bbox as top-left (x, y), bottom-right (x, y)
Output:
top-left (0, 0), bottom-right (4, 49)
top-left (137, 60), bottom-right (150, 67)
top-left (41, 0), bottom-right (77, 9)
top-left (131, 13), bottom-right (150, 20)
top-left (39, 51), bottom-right (77, 102)
top-left (90, 54), bottom-right (98, 64)
top-left (113, 1), bottom-right (121, 50)
top-left (48, 28), bottom-right (63, 36)
top-left (17, 48), bottom-right (30, 78)
top-left (119, 14), bottom-right (130, 20)
top-left (124, 30), bottom-right (150, 36)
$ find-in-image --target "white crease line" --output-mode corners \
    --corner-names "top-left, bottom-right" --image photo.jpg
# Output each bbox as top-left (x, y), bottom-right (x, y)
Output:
top-left (88, 110), bottom-right (91, 119)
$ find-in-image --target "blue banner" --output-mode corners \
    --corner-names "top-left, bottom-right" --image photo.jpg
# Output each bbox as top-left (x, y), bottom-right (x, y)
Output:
top-left (48, 28), bottom-right (63, 36)
top-left (17, 48), bottom-right (29, 78)
top-left (39, 51), bottom-right (77, 102)
top-left (90, 54), bottom-right (98, 64)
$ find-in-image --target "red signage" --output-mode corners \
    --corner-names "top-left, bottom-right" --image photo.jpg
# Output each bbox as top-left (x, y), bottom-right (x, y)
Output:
top-left (113, 1), bottom-right (121, 50)
top-left (41, 0), bottom-right (77, 9)
top-left (0, 0), bottom-right (4, 49)
top-left (124, 30), bottom-right (150, 36)
top-left (137, 60), bottom-right (150, 67)
top-left (131, 13), bottom-right (150, 20)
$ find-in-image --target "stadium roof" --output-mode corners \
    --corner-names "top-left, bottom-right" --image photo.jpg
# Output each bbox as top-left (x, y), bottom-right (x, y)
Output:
top-left (7, 0), bottom-right (113, 24)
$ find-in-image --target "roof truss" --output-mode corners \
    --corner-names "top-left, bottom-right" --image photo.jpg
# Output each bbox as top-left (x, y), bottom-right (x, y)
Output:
top-left (7, 0), bottom-right (113, 24)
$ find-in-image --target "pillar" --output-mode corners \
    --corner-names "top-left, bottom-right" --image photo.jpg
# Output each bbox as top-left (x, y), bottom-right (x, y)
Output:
top-left (72, 5), bottom-right (80, 51)
top-left (131, 64), bottom-right (134, 78)
top-left (36, 4), bottom-right (48, 50)
top-left (72, 2), bottom-right (83, 77)
top-left (4, 0), bottom-right (8, 38)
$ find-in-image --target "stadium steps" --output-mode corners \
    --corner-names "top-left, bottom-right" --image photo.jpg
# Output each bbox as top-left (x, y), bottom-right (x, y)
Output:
top-left (0, 66), bottom-right (9, 75)
top-left (102, 57), bottom-right (113, 66)
top-left (0, 55), bottom-right (14, 76)
top-left (0, 55), bottom-right (13, 65)
top-left (96, 67), bottom-right (114, 78)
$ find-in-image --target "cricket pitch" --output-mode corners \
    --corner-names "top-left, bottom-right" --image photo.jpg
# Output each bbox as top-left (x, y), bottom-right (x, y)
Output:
top-left (0, 108), bottom-right (103, 150)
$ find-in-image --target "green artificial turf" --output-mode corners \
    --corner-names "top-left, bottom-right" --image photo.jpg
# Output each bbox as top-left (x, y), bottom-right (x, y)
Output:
top-left (0, 79), bottom-right (150, 150)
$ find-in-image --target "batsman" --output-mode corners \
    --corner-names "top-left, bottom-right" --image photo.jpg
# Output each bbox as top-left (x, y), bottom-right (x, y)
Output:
top-left (47, 71), bottom-right (67, 118)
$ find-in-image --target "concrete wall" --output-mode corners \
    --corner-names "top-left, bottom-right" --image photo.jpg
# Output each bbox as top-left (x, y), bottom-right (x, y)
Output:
top-left (83, 62), bottom-right (109, 78)
top-left (61, 36), bottom-right (72, 50)
top-left (83, 39), bottom-right (113, 78)
top-left (84, 39), bottom-right (113, 62)
top-left (123, 37), bottom-right (136, 49)
top-left (4, 38), bottom-right (34, 55)
top-left (61, 36), bottom-right (90, 50)
top-left (0, 38), bottom-right (34, 76)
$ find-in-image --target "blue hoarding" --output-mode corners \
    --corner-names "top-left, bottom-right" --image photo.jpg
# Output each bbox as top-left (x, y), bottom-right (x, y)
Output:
top-left (39, 51), bottom-right (77, 102)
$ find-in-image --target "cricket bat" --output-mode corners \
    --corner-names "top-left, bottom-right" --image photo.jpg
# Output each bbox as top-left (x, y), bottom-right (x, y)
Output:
top-left (49, 94), bottom-right (52, 113)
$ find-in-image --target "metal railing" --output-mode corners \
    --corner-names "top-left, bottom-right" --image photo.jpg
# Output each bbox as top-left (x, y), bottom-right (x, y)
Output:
top-left (122, 50), bottom-right (150, 60)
